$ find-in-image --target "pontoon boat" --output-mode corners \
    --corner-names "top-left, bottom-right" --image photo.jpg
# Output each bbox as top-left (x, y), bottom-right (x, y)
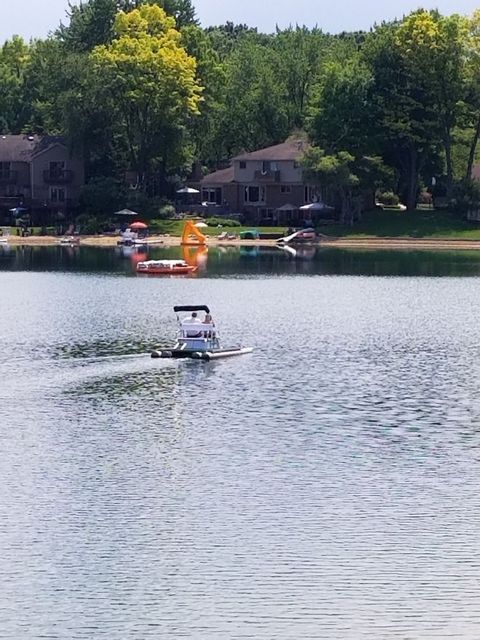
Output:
top-left (136, 259), bottom-right (197, 275)
top-left (151, 305), bottom-right (253, 361)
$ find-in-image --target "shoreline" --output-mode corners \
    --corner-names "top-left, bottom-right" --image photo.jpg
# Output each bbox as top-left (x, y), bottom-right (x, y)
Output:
top-left (5, 234), bottom-right (480, 251)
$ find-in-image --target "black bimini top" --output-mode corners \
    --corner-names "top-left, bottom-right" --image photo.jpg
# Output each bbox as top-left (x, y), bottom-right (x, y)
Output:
top-left (174, 305), bottom-right (210, 313)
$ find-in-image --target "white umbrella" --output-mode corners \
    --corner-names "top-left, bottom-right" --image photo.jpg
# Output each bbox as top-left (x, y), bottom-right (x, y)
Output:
top-left (276, 203), bottom-right (297, 211)
top-left (194, 221), bottom-right (208, 228)
top-left (299, 202), bottom-right (332, 211)
top-left (177, 187), bottom-right (200, 194)
top-left (114, 208), bottom-right (140, 216)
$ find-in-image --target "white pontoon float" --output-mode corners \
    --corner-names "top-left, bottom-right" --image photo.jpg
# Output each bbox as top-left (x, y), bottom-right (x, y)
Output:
top-left (151, 305), bottom-right (253, 361)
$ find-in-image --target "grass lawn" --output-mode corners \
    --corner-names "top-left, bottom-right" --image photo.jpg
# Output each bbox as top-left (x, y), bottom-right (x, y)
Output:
top-left (317, 209), bottom-right (480, 240)
top-left (149, 219), bottom-right (286, 237)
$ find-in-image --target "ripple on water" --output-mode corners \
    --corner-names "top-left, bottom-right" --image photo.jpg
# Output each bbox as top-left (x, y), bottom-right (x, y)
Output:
top-left (1, 272), bottom-right (480, 638)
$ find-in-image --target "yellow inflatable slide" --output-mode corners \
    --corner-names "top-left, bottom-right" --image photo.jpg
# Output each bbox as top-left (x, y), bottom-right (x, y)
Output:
top-left (181, 220), bottom-right (207, 246)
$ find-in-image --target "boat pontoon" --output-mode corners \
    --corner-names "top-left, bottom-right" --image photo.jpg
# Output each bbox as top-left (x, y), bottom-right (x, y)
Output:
top-left (137, 259), bottom-right (197, 275)
top-left (151, 305), bottom-right (253, 361)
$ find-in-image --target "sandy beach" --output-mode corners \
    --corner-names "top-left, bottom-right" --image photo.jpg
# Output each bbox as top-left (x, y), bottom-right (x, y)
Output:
top-left (6, 234), bottom-right (480, 251)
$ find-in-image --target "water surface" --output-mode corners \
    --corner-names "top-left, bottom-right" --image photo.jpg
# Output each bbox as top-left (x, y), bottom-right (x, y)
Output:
top-left (1, 248), bottom-right (480, 639)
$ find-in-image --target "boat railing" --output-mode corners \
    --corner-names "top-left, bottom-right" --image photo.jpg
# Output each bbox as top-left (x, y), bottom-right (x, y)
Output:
top-left (178, 323), bottom-right (217, 340)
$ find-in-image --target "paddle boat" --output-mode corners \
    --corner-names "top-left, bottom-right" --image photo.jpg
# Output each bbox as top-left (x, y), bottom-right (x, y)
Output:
top-left (151, 305), bottom-right (253, 361)
top-left (136, 259), bottom-right (197, 275)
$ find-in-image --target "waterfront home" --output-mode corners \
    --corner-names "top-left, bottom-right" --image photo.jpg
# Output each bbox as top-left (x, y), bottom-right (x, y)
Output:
top-left (0, 135), bottom-right (84, 224)
top-left (200, 137), bottom-right (327, 225)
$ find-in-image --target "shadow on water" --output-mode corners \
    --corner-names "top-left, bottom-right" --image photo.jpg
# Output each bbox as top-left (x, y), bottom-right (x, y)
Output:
top-left (3, 243), bottom-right (480, 276)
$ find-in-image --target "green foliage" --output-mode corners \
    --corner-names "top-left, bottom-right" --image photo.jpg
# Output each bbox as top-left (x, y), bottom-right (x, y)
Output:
top-left (377, 191), bottom-right (400, 206)
top-left (205, 217), bottom-right (241, 227)
top-left (90, 4), bottom-right (202, 192)
top-left (79, 176), bottom-right (126, 215)
top-left (158, 203), bottom-right (176, 218)
top-left (449, 179), bottom-right (480, 214)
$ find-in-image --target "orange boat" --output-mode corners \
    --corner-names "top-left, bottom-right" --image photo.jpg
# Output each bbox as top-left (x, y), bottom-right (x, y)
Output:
top-left (136, 259), bottom-right (197, 275)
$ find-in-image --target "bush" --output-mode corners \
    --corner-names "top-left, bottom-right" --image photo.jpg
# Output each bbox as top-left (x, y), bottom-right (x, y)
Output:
top-left (79, 177), bottom-right (125, 216)
top-left (75, 214), bottom-right (102, 235)
top-left (449, 179), bottom-right (480, 215)
top-left (376, 190), bottom-right (400, 206)
top-left (158, 203), bottom-right (176, 218)
top-left (205, 217), bottom-right (241, 227)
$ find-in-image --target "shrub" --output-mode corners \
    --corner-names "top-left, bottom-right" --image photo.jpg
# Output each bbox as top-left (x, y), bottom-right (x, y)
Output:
top-left (75, 214), bottom-right (102, 235)
top-left (205, 217), bottom-right (241, 227)
top-left (376, 190), bottom-right (400, 206)
top-left (449, 179), bottom-right (480, 215)
top-left (158, 203), bottom-right (176, 219)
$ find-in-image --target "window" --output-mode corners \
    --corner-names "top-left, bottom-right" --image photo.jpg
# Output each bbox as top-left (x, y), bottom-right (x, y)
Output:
top-left (244, 186), bottom-right (265, 204)
top-left (294, 161), bottom-right (300, 169)
top-left (50, 187), bottom-right (65, 203)
top-left (261, 161), bottom-right (271, 174)
top-left (239, 161), bottom-right (246, 169)
top-left (201, 187), bottom-right (222, 204)
top-left (281, 185), bottom-right (292, 194)
top-left (0, 162), bottom-right (11, 178)
top-left (49, 161), bottom-right (65, 179)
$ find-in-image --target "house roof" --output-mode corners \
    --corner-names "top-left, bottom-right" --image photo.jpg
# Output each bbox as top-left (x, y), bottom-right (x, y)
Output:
top-left (0, 135), bottom-right (68, 163)
top-left (233, 138), bottom-right (310, 162)
top-left (201, 166), bottom-right (235, 185)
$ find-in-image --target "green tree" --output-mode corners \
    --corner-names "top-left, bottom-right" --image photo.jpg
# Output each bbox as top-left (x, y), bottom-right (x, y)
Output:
top-left (0, 36), bottom-right (31, 132)
top-left (90, 4), bottom-right (202, 194)
top-left (396, 10), bottom-right (469, 196)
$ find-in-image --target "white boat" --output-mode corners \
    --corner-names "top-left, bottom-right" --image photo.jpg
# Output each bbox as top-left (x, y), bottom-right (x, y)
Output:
top-left (151, 305), bottom-right (253, 361)
top-left (0, 227), bottom-right (10, 244)
top-left (137, 259), bottom-right (197, 275)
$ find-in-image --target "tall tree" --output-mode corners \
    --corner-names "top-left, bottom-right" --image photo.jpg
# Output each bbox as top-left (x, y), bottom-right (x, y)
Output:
top-left (396, 10), bottom-right (469, 196)
top-left (90, 4), bottom-right (202, 193)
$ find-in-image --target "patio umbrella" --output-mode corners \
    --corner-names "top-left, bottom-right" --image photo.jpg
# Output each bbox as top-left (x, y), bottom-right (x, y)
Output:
top-left (114, 208), bottom-right (140, 216)
top-left (9, 207), bottom-right (28, 216)
top-left (177, 187), bottom-right (200, 194)
top-left (299, 202), bottom-right (332, 211)
top-left (276, 203), bottom-right (297, 211)
top-left (194, 221), bottom-right (208, 228)
top-left (130, 221), bottom-right (148, 230)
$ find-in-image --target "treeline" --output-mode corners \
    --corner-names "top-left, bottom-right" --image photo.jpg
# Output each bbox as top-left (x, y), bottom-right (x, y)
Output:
top-left (1, 0), bottom-right (480, 220)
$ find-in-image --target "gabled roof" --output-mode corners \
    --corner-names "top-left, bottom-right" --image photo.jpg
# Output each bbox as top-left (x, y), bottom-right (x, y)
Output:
top-left (201, 166), bottom-right (235, 185)
top-left (0, 135), bottom-right (68, 163)
top-left (233, 138), bottom-right (310, 162)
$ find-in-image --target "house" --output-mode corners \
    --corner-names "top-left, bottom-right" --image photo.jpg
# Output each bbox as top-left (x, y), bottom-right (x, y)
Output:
top-left (200, 138), bottom-right (326, 225)
top-left (0, 135), bottom-right (84, 224)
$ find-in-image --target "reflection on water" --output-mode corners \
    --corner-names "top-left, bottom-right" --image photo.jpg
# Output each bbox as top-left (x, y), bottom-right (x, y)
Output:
top-left (4, 243), bottom-right (480, 277)
top-left (1, 263), bottom-right (480, 638)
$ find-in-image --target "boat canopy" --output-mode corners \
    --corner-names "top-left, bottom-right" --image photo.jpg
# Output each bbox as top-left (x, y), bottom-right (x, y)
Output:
top-left (174, 305), bottom-right (210, 313)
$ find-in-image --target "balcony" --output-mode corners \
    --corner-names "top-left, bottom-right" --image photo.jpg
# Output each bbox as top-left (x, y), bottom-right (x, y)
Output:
top-left (0, 170), bottom-right (18, 185)
top-left (43, 169), bottom-right (74, 184)
top-left (254, 170), bottom-right (281, 183)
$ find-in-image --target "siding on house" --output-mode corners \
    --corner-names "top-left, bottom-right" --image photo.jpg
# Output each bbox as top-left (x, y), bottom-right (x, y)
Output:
top-left (200, 138), bottom-right (325, 223)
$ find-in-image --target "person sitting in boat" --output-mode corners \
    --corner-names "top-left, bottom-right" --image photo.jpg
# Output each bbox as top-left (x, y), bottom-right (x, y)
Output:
top-left (202, 312), bottom-right (215, 338)
top-left (181, 312), bottom-right (202, 337)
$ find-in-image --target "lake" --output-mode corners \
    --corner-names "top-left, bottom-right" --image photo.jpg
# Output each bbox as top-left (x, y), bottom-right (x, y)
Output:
top-left (1, 245), bottom-right (480, 639)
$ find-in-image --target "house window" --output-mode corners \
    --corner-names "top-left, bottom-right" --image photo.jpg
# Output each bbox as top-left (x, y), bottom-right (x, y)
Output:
top-left (202, 187), bottom-right (222, 205)
top-left (49, 161), bottom-right (65, 179)
top-left (281, 185), bottom-right (292, 194)
top-left (239, 161), bottom-right (246, 169)
top-left (261, 161), bottom-right (271, 174)
top-left (50, 187), bottom-right (65, 203)
top-left (0, 162), bottom-right (11, 179)
top-left (244, 185), bottom-right (265, 204)
top-left (294, 161), bottom-right (300, 169)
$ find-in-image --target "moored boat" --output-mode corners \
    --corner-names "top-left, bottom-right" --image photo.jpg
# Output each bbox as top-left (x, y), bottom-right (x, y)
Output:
top-left (136, 259), bottom-right (197, 275)
top-left (151, 305), bottom-right (253, 360)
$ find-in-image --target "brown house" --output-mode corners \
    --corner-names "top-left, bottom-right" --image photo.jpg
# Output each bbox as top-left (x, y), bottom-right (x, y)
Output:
top-left (200, 138), bottom-right (325, 224)
top-left (0, 135), bottom-right (84, 223)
